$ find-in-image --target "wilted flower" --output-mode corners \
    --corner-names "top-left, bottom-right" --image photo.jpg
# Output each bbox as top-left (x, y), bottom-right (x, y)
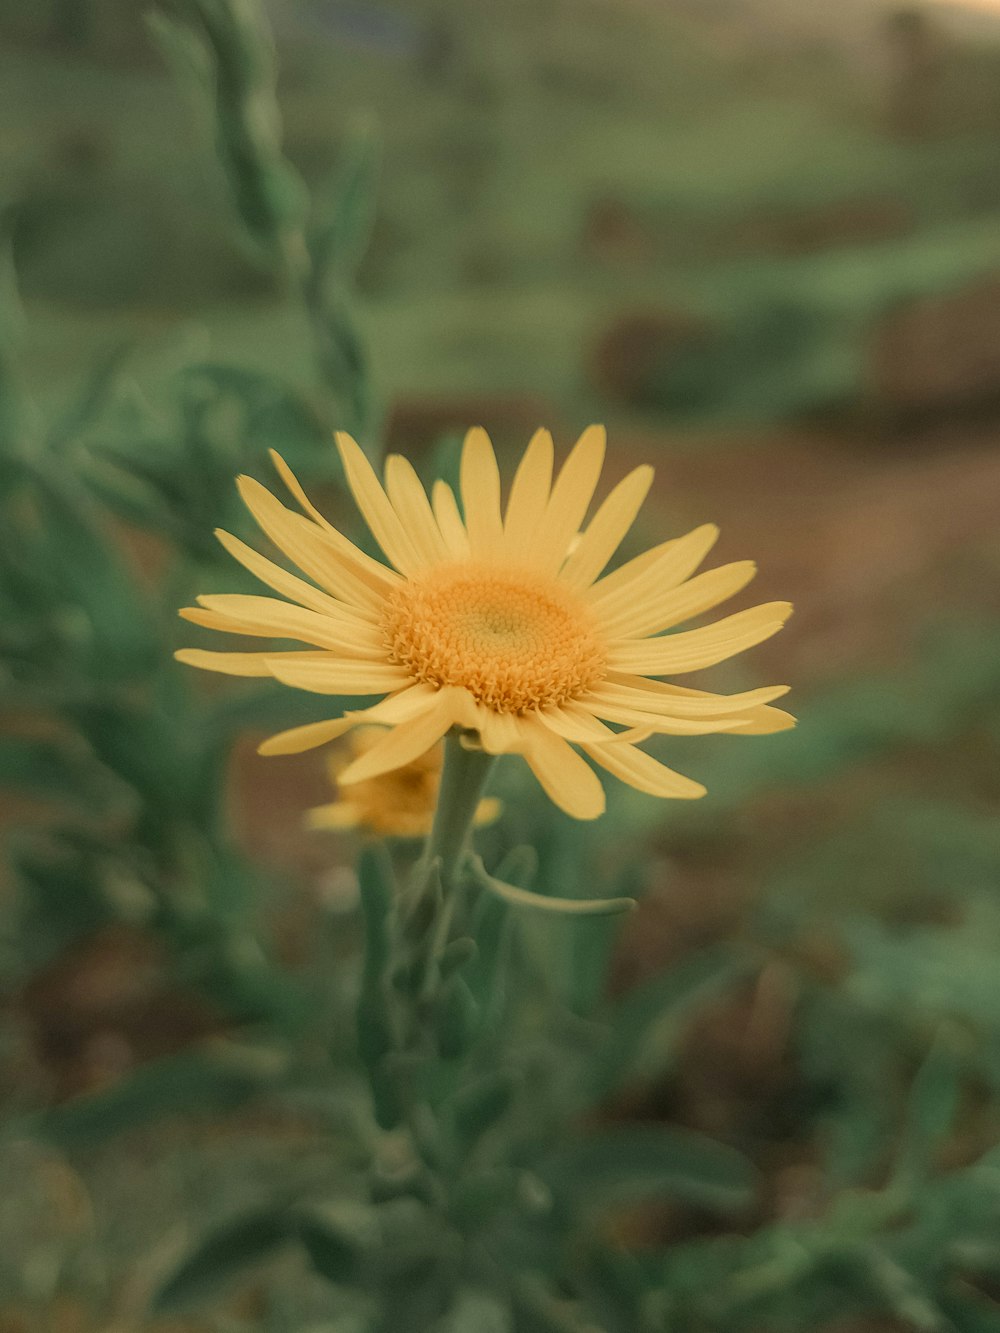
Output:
top-left (307, 728), bottom-right (501, 837)
top-left (177, 427), bottom-right (793, 819)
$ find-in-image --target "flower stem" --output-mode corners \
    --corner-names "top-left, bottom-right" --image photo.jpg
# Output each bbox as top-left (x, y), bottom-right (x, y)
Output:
top-left (424, 730), bottom-right (496, 892)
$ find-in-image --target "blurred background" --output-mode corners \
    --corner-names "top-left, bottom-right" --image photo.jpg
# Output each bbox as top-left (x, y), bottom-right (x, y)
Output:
top-left (2, 0), bottom-right (1000, 1328)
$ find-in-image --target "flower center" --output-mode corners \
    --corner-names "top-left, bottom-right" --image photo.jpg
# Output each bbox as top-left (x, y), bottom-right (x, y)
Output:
top-left (383, 563), bottom-right (607, 713)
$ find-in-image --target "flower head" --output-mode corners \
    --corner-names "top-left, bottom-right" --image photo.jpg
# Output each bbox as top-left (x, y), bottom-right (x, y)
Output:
top-left (307, 728), bottom-right (501, 838)
top-left (176, 426), bottom-right (794, 819)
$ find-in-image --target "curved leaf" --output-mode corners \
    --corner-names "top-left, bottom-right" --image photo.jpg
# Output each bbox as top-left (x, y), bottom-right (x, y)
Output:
top-left (469, 857), bottom-right (634, 917)
top-left (153, 1208), bottom-right (293, 1312)
top-left (538, 1124), bottom-right (758, 1216)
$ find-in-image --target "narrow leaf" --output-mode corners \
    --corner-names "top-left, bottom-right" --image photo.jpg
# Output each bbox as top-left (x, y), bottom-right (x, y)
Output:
top-left (539, 1124), bottom-right (758, 1216)
top-left (470, 856), bottom-right (634, 917)
top-left (153, 1208), bottom-right (292, 1312)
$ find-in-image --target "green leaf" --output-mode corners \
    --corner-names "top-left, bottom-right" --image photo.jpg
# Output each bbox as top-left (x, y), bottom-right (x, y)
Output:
top-left (367, 1197), bottom-right (444, 1285)
top-left (891, 1033), bottom-right (963, 1194)
top-left (0, 214), bottom-right (32, 451)
top-left (852, 1249), bottom-right (954, 1333)
top-left (358, 844), bottom-right (396, 977)
top-left (437, 1289), bottom-right (513, 1333)
top-left (308, 293), bottom-right (372, 434)
top-left (160, 0), bottom-right (309, 261)
top-left (10, 832), bottom-right (128, 973)
top-left (46, 342), bottom-right (132, 453)
top-left (144, 10), bottom-right (213, 98)
top-left (28, 1042), bottom-right (287, 1148)
top-left (0, 736), bottom-right (135, 820)
top-left (175, 362), bottom-right (330, 470)
top-left (295, 1199), bottom-right (377, 1286)
top-left (464, 878), bottom-right (513, 1032)
top-left (469, 856), bottom-right (634, 917)
top-left (309, 116), bottom-right (380, 284)
top-left (452, 1068), bottom-right (518, 1146)
top-left (153, 1207), bottom-right (293, 1312)
top-left (27, 460), bottom-right (154, 675)
top-left (357, 847), bottom-right (403, 1125)
top-left (538, 1124), bottom-right (758, 1216)
top-left (439, 936), bottom-right (478, 980)
top-left (493, 845), bottom-right (539, 889)
top-left (796, 984), bottom-right (902, 1189)
top-left (509, 1275), bottom-right (595, 1333)
top-left (591, 946), bottom-right (753, 1098)
top-left (937, 1291), bottom-right (1000, 1333)
top-left (434, 975), bottom-right (480, 1060)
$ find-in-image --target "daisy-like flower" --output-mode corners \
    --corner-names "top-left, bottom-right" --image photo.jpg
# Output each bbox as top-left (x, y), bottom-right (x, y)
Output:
top-left (306, 729), bottom-right (501, 838)
top-left (176, 427), bottom-right (793, 820)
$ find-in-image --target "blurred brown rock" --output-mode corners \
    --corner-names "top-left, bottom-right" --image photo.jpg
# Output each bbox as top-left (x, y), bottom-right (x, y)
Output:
top-left (22, 924), bottom-right (220, 1099)
top-left (885, 6), bottom-right (945, 139)
top-left (581, 195), bottom-right (658, 266)
top-left (868, 275), bottom-right (1000, 418)
top-left (588, 309), bottom-right (710, 408)
top-left (735, 196), bottom-right (911, 257)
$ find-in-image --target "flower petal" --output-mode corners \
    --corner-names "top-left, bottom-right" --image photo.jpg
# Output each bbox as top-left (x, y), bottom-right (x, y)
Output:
top-left (503, 427), bottom-right (554, 558)
top-left (599, 675), bottom-right (791, 717)
top-left (432, 481), bottom-right (471, 559)
top-left (596, 680), bottom-right (796, 735)
top-left (305, 802), bottom-right (361, 830)
top-left (583, 741), bottom-right (706, 800)
top-left (258, 716), bottom-right (357, 755)
top-left (190, 595), bottom-right (385, 654)
top-left (460, 427), bottom-right (504, 559)
top-left (269, 450), bottom-right (337, 529)
top-left (558, 464), bottom-right (654, 590)
top-left (476, 708), bottom-right (523, 754)
top-left (173, 648), bottom-right (328, 678)
top-left (536, 705), bottom-right (620, 743)
top-left (266, 657), bottom-right (413, 695)
top-left (583, 692), bottom-right (750, 734)
top-left (528, 425), bottom-right (606, 573)
top-left (214, 528), bottom-right (362, 620)
top-left (337, 690), bottom-right (460, 784)
top-left (602, 561), bottom-right (757, 639)
top-left (727, 706), bottom-right (797, 735)
top-left (384, 454), bottom-right (450, 565)
top-left (258, 684), bottom-right (441, 755)
top-left (237, 475), bottom-right (393, 609)
top-left (609, 602), bottom-right (793, 675)
top-left (335, 431), bottom-right (425, 574)
top-left (588, 523), bottom-right (718, 614)
top-left (268, 452), bottom-right (402, 591)
top-left (520, 725), bottom-right (606, 820)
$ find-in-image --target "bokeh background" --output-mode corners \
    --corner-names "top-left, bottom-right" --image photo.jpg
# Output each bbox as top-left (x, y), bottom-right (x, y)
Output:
top-left (2, 0), bottom-right (1000, 1328)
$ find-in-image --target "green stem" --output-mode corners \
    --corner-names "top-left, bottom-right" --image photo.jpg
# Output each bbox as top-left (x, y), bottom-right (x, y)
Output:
top-left (423, 730), bottom-right (496, 892)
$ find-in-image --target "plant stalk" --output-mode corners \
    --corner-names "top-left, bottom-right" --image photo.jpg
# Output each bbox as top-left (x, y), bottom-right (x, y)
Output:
top-left (423, 730), bottom-right (496, 893)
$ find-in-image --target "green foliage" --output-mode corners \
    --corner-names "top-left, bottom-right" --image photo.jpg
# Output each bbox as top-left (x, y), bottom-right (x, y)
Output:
top-left (28, 1041), bottom-right (290, 1149)
top-left (2, 2), bottom-right (1000, 1330)
top-left (148, 0), bottom-right (310, 272)
top-left (154, 1206), bottom-right (300, 1312)
top-left (538, 1123), bottom-right (757, 1217)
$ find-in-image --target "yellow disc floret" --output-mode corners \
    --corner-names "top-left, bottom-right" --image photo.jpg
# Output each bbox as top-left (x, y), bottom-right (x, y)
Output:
top-left (383, 562), bottom-right (606, 714)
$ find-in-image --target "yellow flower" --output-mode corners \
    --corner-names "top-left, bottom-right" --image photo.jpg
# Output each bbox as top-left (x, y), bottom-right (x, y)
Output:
top-left (176, 426), bottom-right (794, 820)
top-left (307, 728), bottom-right (501, 838)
